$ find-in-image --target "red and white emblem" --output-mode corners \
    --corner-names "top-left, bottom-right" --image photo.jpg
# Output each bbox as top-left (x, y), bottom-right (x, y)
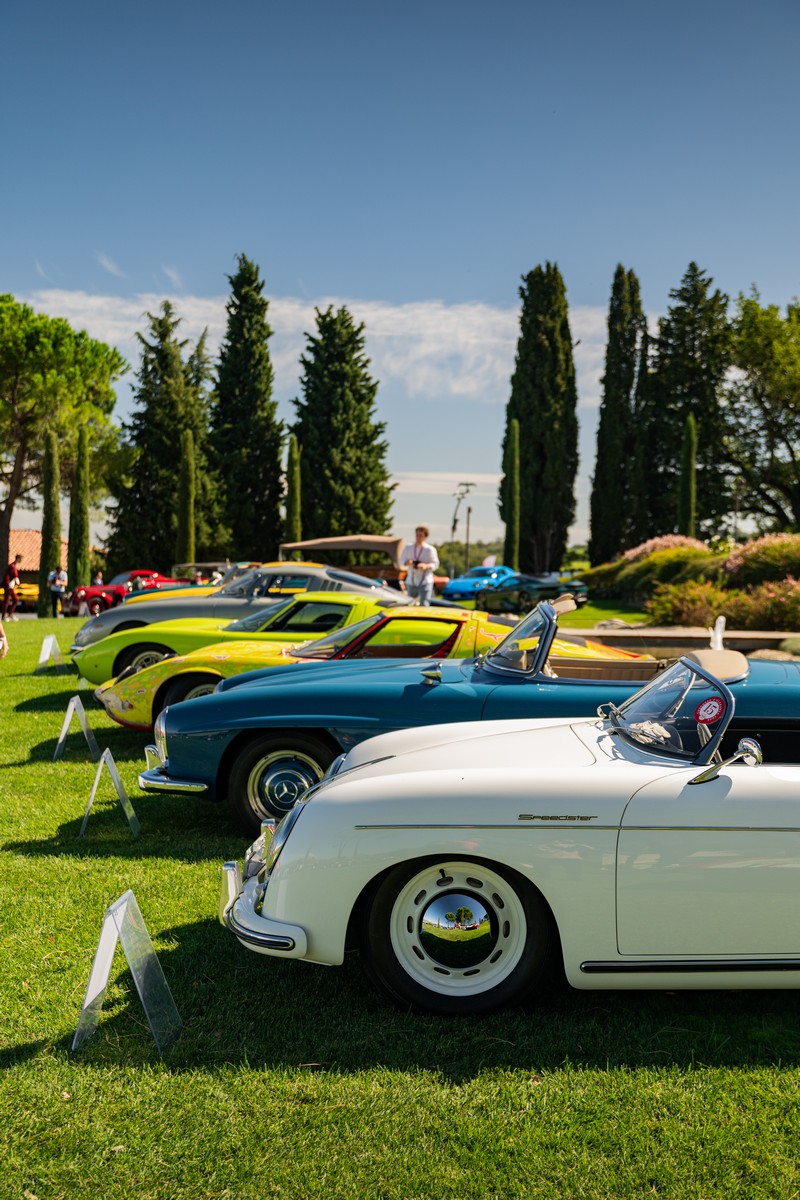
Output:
top-left (694, 696), bottom-right (725, 724)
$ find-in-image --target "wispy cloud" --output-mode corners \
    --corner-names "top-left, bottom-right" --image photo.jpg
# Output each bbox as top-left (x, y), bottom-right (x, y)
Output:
top-left (95, 252), bottom-right (126, 279)
top-left (162, 264), bottom-right (183, 289)
top-left (34, 260), bottom-right (50, 281)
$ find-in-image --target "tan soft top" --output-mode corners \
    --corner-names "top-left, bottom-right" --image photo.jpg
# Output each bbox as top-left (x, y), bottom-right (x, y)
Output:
top-left (685, 648), bottom-right (750, 682)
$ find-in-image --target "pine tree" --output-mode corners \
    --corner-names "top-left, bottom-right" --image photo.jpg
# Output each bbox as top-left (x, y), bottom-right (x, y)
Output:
top-left (677, 413), bottom-right (698, 537)
top-left (107, 302), bottom-right (215, 573)
top-left (67, 425), bottom-right (91, 589)
top-left (647, 263), bottom-right (731, 535)
top-left (292, 306), bottom-right (393, 541)
top-left (38, 430), bottom-right (61, 616)
top-left (176, 428), bottom-right (196, 564)
top-left (284, 433), bottom-right (302, 552)
top-left (588, 266), bottom-right (647, 564)
top-left (211, 254), bottom-right (284, 559)
top-left (499, 264), bottom-right (579, 573)
top-left (502, 417), bottom-right (520, 570)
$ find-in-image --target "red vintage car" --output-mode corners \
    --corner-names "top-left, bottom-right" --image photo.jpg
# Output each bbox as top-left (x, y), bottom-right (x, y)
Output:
top-left (68, 570), bottom-right (190, 616)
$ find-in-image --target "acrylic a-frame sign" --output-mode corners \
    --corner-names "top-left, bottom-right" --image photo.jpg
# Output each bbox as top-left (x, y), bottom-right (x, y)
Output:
top-left (35, 633), bottom-right (71, 675)
top-left (79, 747), bottom-right (141, 838)
top-left (72, 890), bottom-right (182, 1055)
top-left (53, 694), bottom-right (100, 762)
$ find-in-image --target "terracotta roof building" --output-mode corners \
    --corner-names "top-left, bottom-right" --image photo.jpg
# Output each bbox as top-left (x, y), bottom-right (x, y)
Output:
top-left (8, 530), bottom-right (69, 578)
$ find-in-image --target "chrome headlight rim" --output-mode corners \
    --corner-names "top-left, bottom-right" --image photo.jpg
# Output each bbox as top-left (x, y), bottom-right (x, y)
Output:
top-left (154, 710), bottom-right (168, 761)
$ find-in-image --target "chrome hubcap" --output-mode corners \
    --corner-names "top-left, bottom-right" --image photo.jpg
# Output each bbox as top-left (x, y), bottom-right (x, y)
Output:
top-left (389, 863), bottom-right (527, 997)
top-left (246, 750), bottom-right (323, 819)
top-left (130, 649), bottom-right (168, 672)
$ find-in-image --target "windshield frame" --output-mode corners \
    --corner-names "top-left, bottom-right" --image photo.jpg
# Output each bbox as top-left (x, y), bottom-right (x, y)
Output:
top-left (601, 655), bottom-right (736, 765)
top-left (482, 601), bottom-right (557, 677)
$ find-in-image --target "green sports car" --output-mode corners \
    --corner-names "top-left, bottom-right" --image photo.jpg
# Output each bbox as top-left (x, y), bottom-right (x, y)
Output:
top-left (71, 592), bottom-right (399, 685)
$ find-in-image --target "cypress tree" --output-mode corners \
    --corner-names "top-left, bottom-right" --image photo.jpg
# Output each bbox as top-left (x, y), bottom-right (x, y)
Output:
top-left (284, 433), bottom-right (302, 553)
top-left (67, 425), bottom-right (91, 589)
top-left (627, 326), bottom-right (654, 546)
top-left (107, 301), bottom-right (214, 573)
top-left (292, 306), bottom-right (393, 541)
top-left (677, 413), bottom-right (698, 537)
top-left (499, 264), bottom-right (579, 573)
top-left (502, 417), bottom-right (520, 570)
top-left (589, 266), bottom-right (647, 565)
top-left (176, 428), bottom-right (196, 565)
top-left (211, 254), bottom-right (284, 559)
top-left (38, 430), bottom-right (61, 616)
top-left (647, 263), bottom-right (731, 536)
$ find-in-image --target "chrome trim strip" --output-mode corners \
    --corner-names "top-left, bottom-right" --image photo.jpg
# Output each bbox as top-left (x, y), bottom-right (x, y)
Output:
top-left (138, 766), bottom-right (208, 794)
top-left (581, 958), bottom-right (800, 975)
top-left (354, 823), bottom-right (800, 832)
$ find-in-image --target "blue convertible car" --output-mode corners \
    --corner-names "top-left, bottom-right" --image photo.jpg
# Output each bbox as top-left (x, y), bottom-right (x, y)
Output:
top-left (441, 564), bottom-right (519, 602)
top-left (139, 598), bottom-right (800, 834)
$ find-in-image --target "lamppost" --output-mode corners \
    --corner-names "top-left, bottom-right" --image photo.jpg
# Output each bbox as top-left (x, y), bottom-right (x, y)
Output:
top-left (450, 481), bottom-right (476, 577)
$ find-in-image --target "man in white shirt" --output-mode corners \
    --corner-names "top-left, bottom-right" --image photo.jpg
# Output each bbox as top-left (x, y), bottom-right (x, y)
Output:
top-left (401, 525), bottom-right (439, 605)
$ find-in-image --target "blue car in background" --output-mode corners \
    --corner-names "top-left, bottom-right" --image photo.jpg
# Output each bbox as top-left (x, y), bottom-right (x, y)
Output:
top-left (138, 597), bottom-right (799, 835)
top-left (441, 564), bottom-right (518, 601)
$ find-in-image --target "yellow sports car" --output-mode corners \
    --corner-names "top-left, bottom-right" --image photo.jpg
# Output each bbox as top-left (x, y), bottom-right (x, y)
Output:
top-left (95, 606), bottom-right (648, 731)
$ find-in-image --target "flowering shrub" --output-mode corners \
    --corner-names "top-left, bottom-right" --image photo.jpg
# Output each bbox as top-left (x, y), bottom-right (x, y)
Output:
top-left (647, 577), bottom-right (800, 629)
top-left (622, 536), bottom-right (709, 563)
top-left (723, 533), bottom-right (800, 583)
top-left (646, 581), bottom-right (735, 626)
top-left (584, 546), bottom-right (722, 599)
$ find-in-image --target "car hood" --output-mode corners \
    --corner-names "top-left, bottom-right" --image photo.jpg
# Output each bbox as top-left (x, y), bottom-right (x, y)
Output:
top-left (320, 717), bottom-right (598, 794)
top-left (216, 655), bottom-right (474, 693)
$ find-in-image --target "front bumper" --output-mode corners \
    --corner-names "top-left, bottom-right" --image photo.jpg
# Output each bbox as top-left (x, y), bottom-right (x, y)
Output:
top-left (138, 745), bottom-right (209, 794)
top-left (219, 860), bottom-right (308, 956)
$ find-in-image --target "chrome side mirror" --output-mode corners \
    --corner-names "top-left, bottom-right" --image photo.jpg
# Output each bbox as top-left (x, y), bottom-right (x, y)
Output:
top-left (689, 737), bottom-right (763, 785)
top-left (421, 664), bottom-right (443, 686)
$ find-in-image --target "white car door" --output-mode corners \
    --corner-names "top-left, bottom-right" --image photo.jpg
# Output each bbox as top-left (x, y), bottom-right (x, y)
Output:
top-left (616, 763), bottom-right (800, 957)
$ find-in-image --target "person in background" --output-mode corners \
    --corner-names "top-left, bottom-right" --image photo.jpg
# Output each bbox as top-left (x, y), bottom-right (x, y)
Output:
top-left (0, 617), bottom-right (7, 657)
top-left (48, 564), bottom-right (68, 617)
top-left (401, 525), bottom-right (439, 605)
top-left (3, 554), bottom-right (22, 620)
top-left (92, 571), bottom-right (103, 586)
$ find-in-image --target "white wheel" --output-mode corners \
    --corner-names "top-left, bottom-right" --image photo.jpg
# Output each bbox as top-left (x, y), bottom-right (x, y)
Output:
top-left (361, 858), bottom-right (553, 1015)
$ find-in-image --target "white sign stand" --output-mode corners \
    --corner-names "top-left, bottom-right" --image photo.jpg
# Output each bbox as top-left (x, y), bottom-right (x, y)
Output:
top-left (79, 747), bottom-right (141, 838)
top-left (35, 633), bottom-right (70, 674)
top-left (72, 890), bottom-right (182, 1054)
top-left (53, 695), bottom-right (100, 762)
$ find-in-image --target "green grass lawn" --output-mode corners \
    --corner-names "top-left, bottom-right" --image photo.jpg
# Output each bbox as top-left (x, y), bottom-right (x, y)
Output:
top-left (2, 619), bottom-right (799, 1199)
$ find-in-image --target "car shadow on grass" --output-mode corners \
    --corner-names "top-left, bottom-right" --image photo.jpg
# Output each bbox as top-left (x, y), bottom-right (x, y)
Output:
top-left (46, 914), bottom-right (800, 1077)
top-left (12, 725), bottom-right (148, 767)
top-left (2, 788), bottom-right (243, 862)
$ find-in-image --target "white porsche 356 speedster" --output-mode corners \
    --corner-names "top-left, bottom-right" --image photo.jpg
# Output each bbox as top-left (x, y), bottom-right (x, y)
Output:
top-left (219, 649), bottom-right (800, 1015)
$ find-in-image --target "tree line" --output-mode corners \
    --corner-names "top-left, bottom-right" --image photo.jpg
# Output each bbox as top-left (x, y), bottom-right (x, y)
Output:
top-left (0, 255), bottom-right (394, 584)
top-left (3, 256), bottom-right (798, 585)
top-left (499, 261), bottom-right (800, 573)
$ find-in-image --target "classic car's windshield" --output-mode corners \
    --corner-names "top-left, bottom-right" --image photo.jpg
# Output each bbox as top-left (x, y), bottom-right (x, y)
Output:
top-left (109, 572), bottom-right (133, 586)
top-left (326, 569), bottom-right (384, 589)
top-left (216, 569), bottom-right (265, 597)
top-left (294, 614), bottom-right (385, 659)
top-left (484, 604), bottom-right (550, 673)
top-left (608, 659), bottom-right (733, 760)
top-left (224, 599), bottom-right (293, 632)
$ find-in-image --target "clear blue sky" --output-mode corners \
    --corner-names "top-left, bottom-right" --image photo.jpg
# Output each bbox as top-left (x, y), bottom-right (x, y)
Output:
top-left (4, 0), bottom-right (799, 547)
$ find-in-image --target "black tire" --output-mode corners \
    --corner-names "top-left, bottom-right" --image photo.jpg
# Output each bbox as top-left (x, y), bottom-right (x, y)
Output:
top-left (162, 673), bottom-right (220, 708)
top-left (113, 642), bottom-right (172, 676)
top-left (516, 589), bottom-right (531, 611)
top-left (359, 858), bottom-right (554, 1016)
top-left (227, 733), bottom-right (336, 835)
top-left (88, 599), bottom-right (105, 616)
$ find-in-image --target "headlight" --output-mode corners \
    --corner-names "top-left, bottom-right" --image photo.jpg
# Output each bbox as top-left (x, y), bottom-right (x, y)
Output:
top-left (262, 802), bottom-right (306, 876)
top-left (75, 588), bottom-right (86, 599)
top-left (73, 619), bottom-right (99, 647)
top-left (154, 710), bottom-right (168, 761)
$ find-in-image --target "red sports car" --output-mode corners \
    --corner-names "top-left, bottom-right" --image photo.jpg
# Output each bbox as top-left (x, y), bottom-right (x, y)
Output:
top-left (68, 570), bottom-right (190, 616)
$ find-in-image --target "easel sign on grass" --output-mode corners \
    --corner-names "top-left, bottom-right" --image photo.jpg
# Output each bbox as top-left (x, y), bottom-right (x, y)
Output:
top-left (35, 634), bottom-right (72, 675)
top-left (53, 694), bottom-right (100, 762)
top-left (79, 747), bottom-right (141, 839)
top-left (72, 890), bottom-right (182, 1055)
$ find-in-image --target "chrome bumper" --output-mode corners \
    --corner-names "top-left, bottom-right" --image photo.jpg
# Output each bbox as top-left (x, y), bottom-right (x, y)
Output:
top-left (138, 747), bottom-right (209, 795)
top-left (218, 861), bottom-right (306, 954)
